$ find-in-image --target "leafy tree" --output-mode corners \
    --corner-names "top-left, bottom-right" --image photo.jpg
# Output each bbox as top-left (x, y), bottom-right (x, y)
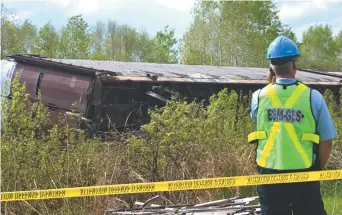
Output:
top-left (181, 1), bottom-right (286, 67)
top-left (180, 16), bottom-right (210, 65)
top-left (335, 30), bottom-right (342, 71)
top-left (90, 21), bottom-right (106, 60)
top-left (152, 25), bottom-right (178, 64)
top-left (2, 2), bottom-right (341, 71)
top-left (0, 19), bottom-right (37, 58)
top-left (1, 4), bottom-right (17, 58)
top-left (18, 19), bottom-right (37, 53)
top-left (0, 4), bottom-right (34, 58)
top-left (0, 19), bottom-right (21, 57)
top-left (136, 30), bottom-right (155, 62)
top-left (281, 25), bottom-right (298, 44)
top-left (104, 21), bottom-right (152, 62)
top-left (33, 22), bottom-right (59, 57)
top-left (57, 14), bottom-right (91, 59)
top-left (299, 24), bottom-right (339, 71)
top-left (105, 20), bottom-right (120, 61)
top-left (119, 24), bottom-right (138, 62)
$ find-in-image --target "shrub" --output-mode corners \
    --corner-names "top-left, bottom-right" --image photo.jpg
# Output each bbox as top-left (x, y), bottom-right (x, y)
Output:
top-left (1, 74), bottom-right (127, 214)
top-left (1, 74), bottom-right (341, 214)
top-left (125, 89), bottom-right (257, 201)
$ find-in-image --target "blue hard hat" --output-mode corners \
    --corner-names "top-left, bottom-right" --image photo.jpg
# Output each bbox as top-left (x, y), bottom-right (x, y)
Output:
top-left (266, 36), bottom-right (300, 60)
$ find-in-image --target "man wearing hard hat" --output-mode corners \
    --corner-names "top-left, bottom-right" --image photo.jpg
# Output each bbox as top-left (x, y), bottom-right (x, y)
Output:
top-left (248, 35), bottom-right (337, 215)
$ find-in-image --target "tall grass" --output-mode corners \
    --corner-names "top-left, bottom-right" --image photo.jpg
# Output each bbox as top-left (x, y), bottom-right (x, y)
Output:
top-left (1, 74), bottom-right (341, 214)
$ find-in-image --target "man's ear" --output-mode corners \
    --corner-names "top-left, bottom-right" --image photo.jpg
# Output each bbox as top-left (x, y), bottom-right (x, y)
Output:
top-left (293, 61), bottom-right (297, 76)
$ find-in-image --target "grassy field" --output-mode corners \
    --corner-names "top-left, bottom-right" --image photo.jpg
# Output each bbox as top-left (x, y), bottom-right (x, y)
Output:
top-left (322, 180), bottom-right (342, 215)
top-left (324, 196), bottom-right (342, 215)
top-left (1, 76), bottom-right (341, 214)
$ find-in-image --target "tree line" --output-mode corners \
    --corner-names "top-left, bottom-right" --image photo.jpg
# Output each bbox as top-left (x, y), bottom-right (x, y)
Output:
top-left (181, 1), bottom-right (342, 71)
top-left (1, 4), bottom-right (179, 64)
top-left (1, 1), bottom-right (342, 71)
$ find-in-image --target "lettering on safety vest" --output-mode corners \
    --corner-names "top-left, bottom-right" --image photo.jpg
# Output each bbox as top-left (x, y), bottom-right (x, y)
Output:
top-left (257, 83), bottom-right (312, 168)
top-left (267, 108), bottom-right (303, 123)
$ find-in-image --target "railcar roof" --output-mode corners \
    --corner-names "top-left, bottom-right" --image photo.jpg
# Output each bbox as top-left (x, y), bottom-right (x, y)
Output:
top-left (6, 54), bottom-right (342, 86)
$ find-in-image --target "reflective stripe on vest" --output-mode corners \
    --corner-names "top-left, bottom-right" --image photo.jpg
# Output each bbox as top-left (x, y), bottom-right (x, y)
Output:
top-left (248, 82), bottom-right (320, 171)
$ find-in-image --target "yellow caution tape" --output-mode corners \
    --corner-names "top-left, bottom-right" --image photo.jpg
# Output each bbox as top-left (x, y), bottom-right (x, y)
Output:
top-left (1, 169), bottom-right (342, 202)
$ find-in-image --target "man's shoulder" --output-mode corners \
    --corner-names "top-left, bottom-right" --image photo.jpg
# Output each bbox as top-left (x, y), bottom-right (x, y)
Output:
top-left (310, 89), bottom-right (325, 104)
top-left (251, 89), bottom-right (262, 100)
top-left (297, 83), bottom-right (325, 107)
top-left (252, 89), bottom-right (262, 96)
top-left (311, 89), bottom-right (323, 96)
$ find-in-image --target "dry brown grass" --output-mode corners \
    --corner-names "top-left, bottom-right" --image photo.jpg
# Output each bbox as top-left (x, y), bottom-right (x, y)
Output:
top-left (1, 77), bottom-right (341, 214)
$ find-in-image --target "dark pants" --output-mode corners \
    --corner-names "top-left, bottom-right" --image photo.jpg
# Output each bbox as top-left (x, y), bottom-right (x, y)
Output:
top-left (257, 167), bottom-right (327, 215)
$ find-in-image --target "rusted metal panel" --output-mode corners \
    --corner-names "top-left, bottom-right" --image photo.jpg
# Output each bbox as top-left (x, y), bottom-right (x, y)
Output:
top-left (11, 62), bottom-right (92, 114)
top-left (3, 61), bottom-right (93, 131)
top-left (13, 63), bottom-right (42, 100)
top-left (39, 69), bottom-right (91, 114)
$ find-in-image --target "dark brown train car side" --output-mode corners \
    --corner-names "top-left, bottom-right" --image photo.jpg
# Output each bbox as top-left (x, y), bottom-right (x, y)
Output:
top-left (12, 62), bottom-right (93, 129)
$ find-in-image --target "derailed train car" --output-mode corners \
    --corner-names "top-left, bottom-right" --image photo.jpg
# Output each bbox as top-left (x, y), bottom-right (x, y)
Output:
top-left (1, 54), bottom-right (342, 134)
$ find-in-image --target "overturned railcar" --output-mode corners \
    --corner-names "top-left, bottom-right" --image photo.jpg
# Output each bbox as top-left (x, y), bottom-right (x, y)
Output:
top-left (1, 54), bottom-right (341, 133)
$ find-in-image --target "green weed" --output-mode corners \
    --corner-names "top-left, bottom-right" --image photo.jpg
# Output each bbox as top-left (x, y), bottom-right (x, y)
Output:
top-left (1, 74), bottom-right (341, 214)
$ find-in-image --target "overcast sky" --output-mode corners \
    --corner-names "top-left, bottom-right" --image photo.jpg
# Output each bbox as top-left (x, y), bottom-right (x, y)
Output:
top-left (3, 0), bottom-right (342, 42)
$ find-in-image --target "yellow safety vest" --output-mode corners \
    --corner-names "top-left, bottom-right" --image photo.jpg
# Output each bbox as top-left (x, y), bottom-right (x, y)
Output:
top-left (248, 81), bottom-right (320, 171)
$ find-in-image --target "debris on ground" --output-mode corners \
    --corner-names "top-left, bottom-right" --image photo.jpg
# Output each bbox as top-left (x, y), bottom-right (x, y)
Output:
top-left (105, 195), bottom-right (260, 214)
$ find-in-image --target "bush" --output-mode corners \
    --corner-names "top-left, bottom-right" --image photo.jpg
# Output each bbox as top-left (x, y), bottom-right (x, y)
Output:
top-left (1, 74), bottom-right (341, 214)
top-left (1, 74), bottom-right (128, 214)
top-left (126, 89), bottom-right (258, 201)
